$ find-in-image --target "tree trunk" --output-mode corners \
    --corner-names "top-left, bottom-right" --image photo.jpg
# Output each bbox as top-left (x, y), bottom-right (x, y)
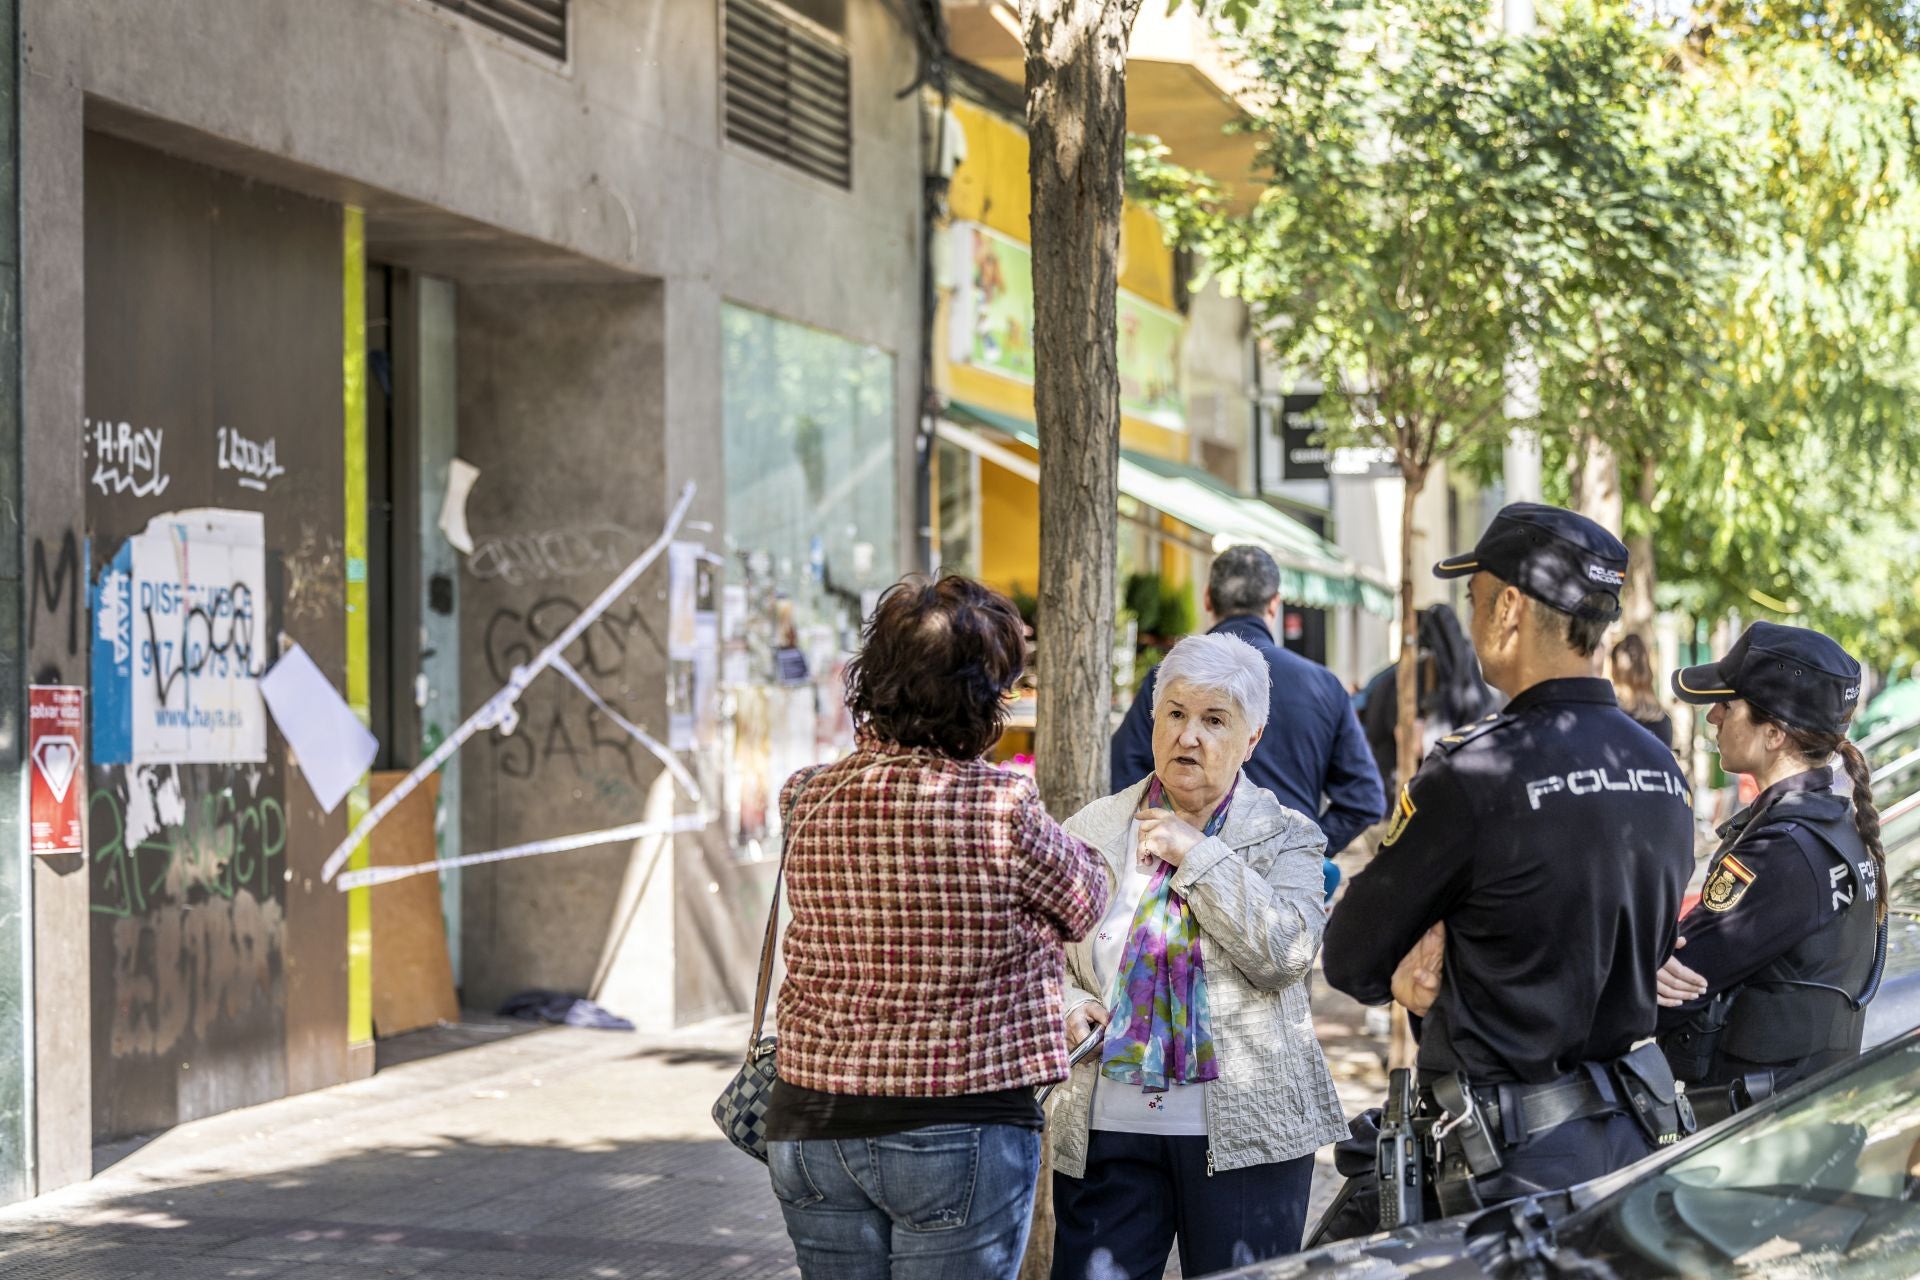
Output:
top-left (1024, 0), bottom-right (1140, 824)
top-left (1574, 436), bottom-right (1623, 538)
top-left (1020, 4), bottom-right (1141, 1276)
top-left (1389, 467), bottom-right (1426, 1072)
top-left (1624, 453), bottom-right (1657, 650)
top-left (1394, 470), bottom-right (1426, 790)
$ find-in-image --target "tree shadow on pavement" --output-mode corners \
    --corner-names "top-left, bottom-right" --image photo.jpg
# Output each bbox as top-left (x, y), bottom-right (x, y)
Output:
top-left (0, 1133), bottom-right (796, 1280)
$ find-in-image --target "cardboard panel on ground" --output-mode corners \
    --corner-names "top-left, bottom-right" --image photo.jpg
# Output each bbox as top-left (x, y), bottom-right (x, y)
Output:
top-left (368, 771), bottom-right (457, 1036)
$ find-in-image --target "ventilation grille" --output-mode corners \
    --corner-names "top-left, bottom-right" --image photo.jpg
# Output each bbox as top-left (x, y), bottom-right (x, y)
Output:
top-left (425, 0), bottom-right (567, 60)
top-left (723, 0), bottom-right (853, 188)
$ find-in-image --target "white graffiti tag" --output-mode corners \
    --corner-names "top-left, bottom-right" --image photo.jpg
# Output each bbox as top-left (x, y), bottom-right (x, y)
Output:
top-left (89, 419), bottom-right (171, 499)
top-left (217, 426), bottom-right (288, 492)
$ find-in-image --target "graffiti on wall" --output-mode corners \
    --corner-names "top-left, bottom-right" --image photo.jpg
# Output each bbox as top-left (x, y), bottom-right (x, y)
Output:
top-left (466, 523), bottom-right (644, 586)
top-left (216, 426), bottom-right (289, 493)
top-left (91, 509), bottom-right (270, 766)
top-left (483, 594), bottom-right (661, 783)
top-left (30, 530), bottom-right (82, 657)
top-left (88, 418), bottom-right (172, 499)
top-left (91, 765), bottom-right (285, 1057)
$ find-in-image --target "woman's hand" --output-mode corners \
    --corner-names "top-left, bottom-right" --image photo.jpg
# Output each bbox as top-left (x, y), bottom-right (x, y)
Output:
top-left (1134, 807), bottom-right (1206, 868)
top-left (1066, 1000), bottom-right (1110, 1047)
top-left (1391, 922), bottom-right (1446, 1016)
top-left (1656, 937), bottom-right (1710, 1007)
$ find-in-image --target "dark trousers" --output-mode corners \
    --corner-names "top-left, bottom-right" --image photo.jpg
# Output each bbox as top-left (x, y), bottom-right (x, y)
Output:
top-left (1052, 1131), bottom-right (1315, 1280)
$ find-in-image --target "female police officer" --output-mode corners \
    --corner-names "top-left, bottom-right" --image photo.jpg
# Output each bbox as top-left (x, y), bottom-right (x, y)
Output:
top-left (1658, 622), bottom-right (1886, 1122)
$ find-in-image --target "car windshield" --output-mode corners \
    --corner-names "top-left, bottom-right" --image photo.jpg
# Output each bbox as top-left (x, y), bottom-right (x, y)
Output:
top-left (1552, 1039), bottom-right (1920, 1277)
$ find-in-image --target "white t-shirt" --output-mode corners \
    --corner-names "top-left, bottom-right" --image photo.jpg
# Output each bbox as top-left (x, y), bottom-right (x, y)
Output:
top-left (1085, 820), bottom-right (1209, 1136)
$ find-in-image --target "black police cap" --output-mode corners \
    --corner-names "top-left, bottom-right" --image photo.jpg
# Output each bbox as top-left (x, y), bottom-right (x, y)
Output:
top-left (1672, 621), bottom-right (1862, 736)
top-left (1433, 502), bottom-right (1628, 622)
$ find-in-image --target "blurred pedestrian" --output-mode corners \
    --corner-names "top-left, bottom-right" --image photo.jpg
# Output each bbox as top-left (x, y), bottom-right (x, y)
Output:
top-left (1112, 545), bottom-right (1384, 861)
top-left (1358, 603), bottom-right (1502, 791)
top-left (1053, 632), bottom-right (1347, 1278)
top-left (1657, 623), bottom-right (1884, 1122)
top-left (1609, 633), bottom-right (1674, 750)
top-left (764, 575), bottom-right (1110, 1280)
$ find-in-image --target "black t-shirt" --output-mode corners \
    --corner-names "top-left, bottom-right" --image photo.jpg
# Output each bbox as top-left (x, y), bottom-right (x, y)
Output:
top-left (764, 1080), bottom-right (1044, 1141)
top-left (1325, 678), bottom-right (1696, 1084)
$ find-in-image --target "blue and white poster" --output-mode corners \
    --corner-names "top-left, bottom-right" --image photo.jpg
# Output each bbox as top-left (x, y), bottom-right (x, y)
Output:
top-left (92, 509), bottom-right (269, 766)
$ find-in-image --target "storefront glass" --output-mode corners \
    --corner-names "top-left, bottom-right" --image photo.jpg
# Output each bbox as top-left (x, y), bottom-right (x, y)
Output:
top-left (721, 304), bottom-right (896, 850)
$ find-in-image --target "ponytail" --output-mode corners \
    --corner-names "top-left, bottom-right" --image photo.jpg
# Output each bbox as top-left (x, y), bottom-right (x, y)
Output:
top-left (1835, 739), bottom-right (1887, 925)
top-left (1755, 712), bottom-right (1887, 924)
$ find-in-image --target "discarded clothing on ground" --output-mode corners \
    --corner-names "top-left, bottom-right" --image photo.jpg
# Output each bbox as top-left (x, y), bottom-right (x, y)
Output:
top-left (497, 989), bottom-right (634, 1031)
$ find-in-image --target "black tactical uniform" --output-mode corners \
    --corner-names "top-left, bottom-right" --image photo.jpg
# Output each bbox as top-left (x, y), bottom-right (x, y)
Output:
top-left (1320, 505), bottom-right (1696, 1233)
top-left (1660, 624), bottom-right (1883, 1119)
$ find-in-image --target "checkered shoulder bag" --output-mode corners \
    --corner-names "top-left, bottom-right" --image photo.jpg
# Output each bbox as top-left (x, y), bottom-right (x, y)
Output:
top-left (712, 762), bottom-right (876, 1163)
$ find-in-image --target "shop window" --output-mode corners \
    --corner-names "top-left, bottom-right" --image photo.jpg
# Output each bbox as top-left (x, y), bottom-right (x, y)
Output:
top-left (722, 305), bottom-right (896, 849)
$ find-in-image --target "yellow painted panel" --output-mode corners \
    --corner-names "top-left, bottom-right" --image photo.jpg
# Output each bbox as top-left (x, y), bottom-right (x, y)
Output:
top-left (947, 99), bottom-right (1176, 309)
top-left (342, 206), bottom-right (372, 1049)
top-left (978, 459), bottom-right (1040, 598)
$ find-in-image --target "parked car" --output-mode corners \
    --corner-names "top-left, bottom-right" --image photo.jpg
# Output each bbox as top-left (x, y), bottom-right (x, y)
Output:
top-left (1230, 1025), bottom-right (1920, 1278)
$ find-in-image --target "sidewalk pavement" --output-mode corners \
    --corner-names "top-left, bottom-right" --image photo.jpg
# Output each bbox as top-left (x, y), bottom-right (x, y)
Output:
top-left (0, 987), bottom-right (1386, 1280)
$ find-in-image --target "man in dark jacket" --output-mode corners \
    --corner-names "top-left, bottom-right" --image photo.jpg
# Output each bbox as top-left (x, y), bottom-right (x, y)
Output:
top-left (1111, 546), bottom-right (1385, 856)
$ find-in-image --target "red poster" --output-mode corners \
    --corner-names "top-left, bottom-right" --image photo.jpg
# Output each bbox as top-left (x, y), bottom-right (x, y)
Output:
top-left (29, 685), bottom-right (84, 856)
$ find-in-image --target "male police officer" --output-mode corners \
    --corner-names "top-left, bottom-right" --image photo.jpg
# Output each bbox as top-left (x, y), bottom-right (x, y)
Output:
top-left (1322, 503), bottom-right (1696, 1223)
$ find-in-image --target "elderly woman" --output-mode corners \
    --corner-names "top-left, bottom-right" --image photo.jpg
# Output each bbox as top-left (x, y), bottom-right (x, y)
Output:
top-left (1051, 632), bottom-right (1348, 1279)
top-left (766, 575), bottom-right (1109, 1280)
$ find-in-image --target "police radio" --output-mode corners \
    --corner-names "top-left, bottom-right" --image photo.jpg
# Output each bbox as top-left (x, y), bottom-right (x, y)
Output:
top-left (1378, 1068), bottom-right (1424, 1229)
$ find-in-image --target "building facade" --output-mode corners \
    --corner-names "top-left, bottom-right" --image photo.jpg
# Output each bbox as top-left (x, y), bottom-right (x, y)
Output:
top-left (2, 0), bottom-right (926, 1201)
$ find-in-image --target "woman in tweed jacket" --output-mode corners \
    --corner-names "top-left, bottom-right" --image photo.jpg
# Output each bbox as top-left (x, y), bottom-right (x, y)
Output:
top-left (1050, 632), bottom-right (1348, 1279)
top-left (764, 575), bottom-right (1110, 1280)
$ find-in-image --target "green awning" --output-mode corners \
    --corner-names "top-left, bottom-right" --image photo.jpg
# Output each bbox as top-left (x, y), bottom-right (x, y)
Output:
top-left (943, 401), bottom-right (1395, 617)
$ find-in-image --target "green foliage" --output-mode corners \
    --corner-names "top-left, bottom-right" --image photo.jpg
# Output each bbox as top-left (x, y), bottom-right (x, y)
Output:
top-left (1134, 0), bottom-right (1725, 484)
top-left (1141, 0), bottom-right (1920, 670)
top-left (1122, 572), bottom-right (1198, 638)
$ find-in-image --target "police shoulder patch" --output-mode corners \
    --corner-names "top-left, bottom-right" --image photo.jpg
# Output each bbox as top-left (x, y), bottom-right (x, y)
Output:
top-left (1702, 854), bottom-right (1758, 913)
top-left (1382, 784), bottom-right (1417, 847)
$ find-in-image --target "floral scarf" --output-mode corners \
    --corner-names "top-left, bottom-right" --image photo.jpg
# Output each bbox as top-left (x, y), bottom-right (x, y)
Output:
top-left (1099, 776), bottom-right (1234, 1093)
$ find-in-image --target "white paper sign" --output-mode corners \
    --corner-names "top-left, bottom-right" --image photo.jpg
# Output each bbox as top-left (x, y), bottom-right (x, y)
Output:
top-left (438, 458), bottom-right (480, 554)
top-left (260, 643), bottom-right (379, 814)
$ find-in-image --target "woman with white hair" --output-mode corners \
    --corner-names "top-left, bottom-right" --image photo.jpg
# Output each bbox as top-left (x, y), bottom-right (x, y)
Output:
top-left (1048, 631), bottom-right (1348, 1279)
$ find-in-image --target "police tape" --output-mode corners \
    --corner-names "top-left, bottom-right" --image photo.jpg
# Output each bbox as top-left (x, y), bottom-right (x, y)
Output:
top-left (549, 654), bottom-right (699, 801)
top-left (319, 481), bottom-right (699, 885)
top-left (333, 812), bottom-right (713, 892)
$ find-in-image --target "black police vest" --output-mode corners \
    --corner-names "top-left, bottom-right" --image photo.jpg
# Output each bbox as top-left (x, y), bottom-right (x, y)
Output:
top-left (1711, 793), bottom-right (1877, 1088)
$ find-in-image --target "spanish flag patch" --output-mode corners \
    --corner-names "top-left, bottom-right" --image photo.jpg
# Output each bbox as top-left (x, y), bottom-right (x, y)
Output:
top-left (1702, 853), bottom-right (1757, 913)
top-left (1382, 784), bottom-right (1416, 848)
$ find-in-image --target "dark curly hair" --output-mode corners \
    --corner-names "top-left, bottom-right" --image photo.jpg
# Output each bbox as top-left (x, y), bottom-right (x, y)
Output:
top-left (845, 575), bottom-right (1027, 760)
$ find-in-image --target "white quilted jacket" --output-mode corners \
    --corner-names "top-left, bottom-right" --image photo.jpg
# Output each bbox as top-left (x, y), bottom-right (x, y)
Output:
top-left (1049, 775), bottom-right (1349, 1177)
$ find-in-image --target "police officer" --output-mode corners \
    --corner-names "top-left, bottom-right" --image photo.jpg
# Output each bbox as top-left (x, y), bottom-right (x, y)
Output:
top-left (1319, 504), bottom-right (1696, 1232)
top-left (1657, 622), bottom-right (1885, 1123)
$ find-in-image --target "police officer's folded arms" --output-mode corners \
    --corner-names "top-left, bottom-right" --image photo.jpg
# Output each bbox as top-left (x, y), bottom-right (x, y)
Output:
top-left (1316, 504), bottom-right (1697, 1239)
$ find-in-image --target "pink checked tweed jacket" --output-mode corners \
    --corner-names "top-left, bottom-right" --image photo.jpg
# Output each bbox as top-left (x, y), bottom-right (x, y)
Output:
top-left (774, 739), bottom-right (1110, 1096)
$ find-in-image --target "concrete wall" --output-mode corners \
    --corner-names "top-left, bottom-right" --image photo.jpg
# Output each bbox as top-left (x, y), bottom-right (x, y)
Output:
top-left (455, 280), bottom-right (671, 1014)
top-left (0, 0), bottom-right (29, 1204)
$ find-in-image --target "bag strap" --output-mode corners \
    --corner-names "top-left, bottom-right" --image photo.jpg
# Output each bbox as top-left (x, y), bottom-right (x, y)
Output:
top-left (746, 760), bottom-right (886, 1050)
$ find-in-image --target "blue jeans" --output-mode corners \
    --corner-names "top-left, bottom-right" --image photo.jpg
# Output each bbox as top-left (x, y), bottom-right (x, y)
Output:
top-left (769, 1124), bottom-right (1042, 1280)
